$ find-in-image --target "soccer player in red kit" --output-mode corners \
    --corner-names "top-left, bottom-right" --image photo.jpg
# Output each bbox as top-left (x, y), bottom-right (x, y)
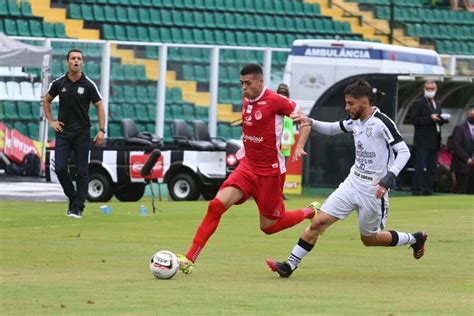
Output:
top-left (177, 64), bottom-right (315, 274)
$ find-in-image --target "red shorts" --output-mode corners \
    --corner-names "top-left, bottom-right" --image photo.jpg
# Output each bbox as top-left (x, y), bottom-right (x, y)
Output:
top-left (220, 160), bottom-right (286, 219)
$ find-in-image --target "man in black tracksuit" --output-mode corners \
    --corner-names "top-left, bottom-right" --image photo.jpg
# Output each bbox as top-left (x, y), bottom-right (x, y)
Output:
top-left (43, 49), bottom-right (106, 218)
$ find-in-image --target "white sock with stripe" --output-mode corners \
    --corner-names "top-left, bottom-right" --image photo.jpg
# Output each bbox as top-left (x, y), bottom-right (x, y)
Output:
top-left (287, 238), bottom-right (314, 270)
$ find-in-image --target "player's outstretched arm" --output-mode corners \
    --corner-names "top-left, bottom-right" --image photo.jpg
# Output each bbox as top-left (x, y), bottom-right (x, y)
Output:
top-left (291, 111), bottom-right (311, 161)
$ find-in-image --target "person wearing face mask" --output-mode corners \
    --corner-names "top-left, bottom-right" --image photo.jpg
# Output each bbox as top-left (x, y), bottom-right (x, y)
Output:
top-left (411, 80), bottom-right (447, 196)
top-left (450, 106), bottom-right (474, 194)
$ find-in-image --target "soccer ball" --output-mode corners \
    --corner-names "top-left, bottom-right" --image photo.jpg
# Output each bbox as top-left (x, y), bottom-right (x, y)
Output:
top-left (149, 250), bottom-right (179, 280)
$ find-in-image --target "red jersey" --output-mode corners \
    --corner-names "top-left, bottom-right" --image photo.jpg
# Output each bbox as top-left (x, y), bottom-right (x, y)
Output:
top-left (236, 87), bottom-right (298, 176)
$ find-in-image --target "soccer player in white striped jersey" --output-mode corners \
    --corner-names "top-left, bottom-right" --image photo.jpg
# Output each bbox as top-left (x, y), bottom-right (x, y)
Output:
top-left (267, 80), bottom-right (428, 278)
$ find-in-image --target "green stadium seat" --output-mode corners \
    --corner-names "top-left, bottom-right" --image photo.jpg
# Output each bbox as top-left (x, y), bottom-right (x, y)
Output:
top-left (7, 0), bottom-right (21, 16)
top-left (54, 23), bottom-right (67, 38)
top-left (203, 29), bottom-right (215, 44)
top-left (218, 87), bottom-right (231, 103)
top-left (92, 5), bottom-right (106, 22)
top-left (80, 4), bottom-right (93, 21)
top-left (182, 104), bottom-right (196, 119)
top-left (217, 123), bottom-right (232, 140)
top-left (204, 13), bottom-right (216, 28)
top-left (114, 25), bottom-right (127, 41)
top-left (195, 106), bottom-right (208, 121)
top-left (192, 29), bottom-right (205, 44)
top-left (126, 25), bottom-right (139, 41)
top-left (4, 19), bottom-right (18, 35)
top-left (110, 85), bottom-right (125, 103)
top-left (85, 61), bottom-right (100, 80)
top-left (17, 19), bottom-right (30, 36)
top-left (124, 85), bottom-right (138, 103)
top-left (230, 87), bottom-right (242, 104)
top-left (111, 63), bottom-right (125, 81)
top-left (17, 102), bottom-right (34, 120)
top-left (20, 1), bottom-right (32, 17)
top-left (69, 4), bottom-right (82, 19)
top-left (164, 105), bottom-right (173, 120)
top-left (135, 85), bottom-right (149, 103)
top-left (109, 104), bottom-right (123, 122)
top-left (128, 7), bottom-right (140, 24)
top-left (224, 31), bottom-right (237, 46)
top-left (170, 88), bottom-right (183, 103)
top-left (116, 6), bottom-right (128, 23)
top-left (182, 28), bottom-right (194, 44)
top-left (42, 22), bottom-right (55, 37)
top-left (4, 101), bottom-right (19, 120)
top-left (135, 105), bottom-right (149, 122)
top-left (171, 28), bottom-right (183, 43)
top-left (135, 65), bottom-right (147, 81)
top-left (159, 28), bottom-right (172, 42)
top-left (160, 10), bottom-right (172, 26)
top-left (231, 126), bottom-right (241, 139)
top-left (193, 11), bottom-right (205, 28)
top-left (147, 106), bottom-right (156, 122)
top-left (171, 104), bottom-right (184, 119)
top-left (164, 122), bottom-right (173, 142)
top-left (148, 27), bottom-right (160, 42)
top-left (0, 2), bottom-right (8, 16)
top-left (108, 123), bottom-right (121, 138)
top-left (102, 24), bottom-right (115, 39)
top-left (138, 8), bottom-right (151, 24)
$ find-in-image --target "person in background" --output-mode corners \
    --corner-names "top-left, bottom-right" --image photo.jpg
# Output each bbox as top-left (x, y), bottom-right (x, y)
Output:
top-left (451, 106), bottom-right (474, 194)
top-left (411, 80), bottom-right (447, 196)
top-left (436, 136), bottom-right (454, 193)
top-left (43, 49), bottom-right (106, 219)
top-left (277, 83), bottom-right (294, 200)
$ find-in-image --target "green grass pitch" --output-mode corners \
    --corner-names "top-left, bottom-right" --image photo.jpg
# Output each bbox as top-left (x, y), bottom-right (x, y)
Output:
top-left (1, 195), bottom-right (473, 315)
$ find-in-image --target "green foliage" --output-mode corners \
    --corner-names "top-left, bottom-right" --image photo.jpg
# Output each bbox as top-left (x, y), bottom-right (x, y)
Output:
top-left (0, 195), bottom-right (472, 315)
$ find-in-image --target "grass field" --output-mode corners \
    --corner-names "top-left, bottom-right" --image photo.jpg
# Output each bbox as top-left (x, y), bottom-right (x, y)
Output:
top-left (1, 194), bottom-right (473, 315)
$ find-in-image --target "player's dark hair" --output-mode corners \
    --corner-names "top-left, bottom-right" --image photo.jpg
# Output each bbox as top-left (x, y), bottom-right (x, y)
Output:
top-left (240, 63), bottom-right (263, 76)
top-left (67, 49), bottom-right (84, 61)
top-left (344, 79), bottom-right (373, 104)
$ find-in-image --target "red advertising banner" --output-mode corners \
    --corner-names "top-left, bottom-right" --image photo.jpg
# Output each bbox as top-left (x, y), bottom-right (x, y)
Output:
top-left (130, 153), bottom-right (164, 180)
top-left (0, 122), bottom-right (53, 169)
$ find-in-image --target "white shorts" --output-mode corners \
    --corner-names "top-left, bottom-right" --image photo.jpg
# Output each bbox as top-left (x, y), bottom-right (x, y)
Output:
top-left (321, 175), bottom-right (389, 236)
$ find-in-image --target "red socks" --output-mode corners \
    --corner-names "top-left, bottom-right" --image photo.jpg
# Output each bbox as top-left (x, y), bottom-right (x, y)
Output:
top-left (186, 198), bottom-right (227, 263)
top-left (261, 207), bottom-right (314, 235)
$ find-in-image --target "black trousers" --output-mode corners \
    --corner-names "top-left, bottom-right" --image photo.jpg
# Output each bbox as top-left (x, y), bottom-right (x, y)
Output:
top-left (454, 168), bottom-right (474, 194)
top-left (54, 131), bottom-right (90, 212)
top-left (413, 147), bottom-right (438, 195)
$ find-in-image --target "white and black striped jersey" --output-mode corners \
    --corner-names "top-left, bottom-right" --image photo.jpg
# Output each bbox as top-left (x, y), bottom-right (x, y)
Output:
top-left (311, 107), bottom-right (410, 187)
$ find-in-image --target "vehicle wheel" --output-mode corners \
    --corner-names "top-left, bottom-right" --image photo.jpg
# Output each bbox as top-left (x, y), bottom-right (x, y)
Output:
top-left (87, 172), bottom-right (113, 202)
top-left (167, 173), bottom-right (200, 201)
top-left (201, 185), bottom-right (219, 200)
top-left (115, 183), bottom-right (146, 202)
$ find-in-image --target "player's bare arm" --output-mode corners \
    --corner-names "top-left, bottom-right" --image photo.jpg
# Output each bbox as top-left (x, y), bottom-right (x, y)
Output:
top-left (43, 93), bottom-right (64, 132)
top-left (93, 100), bottom-right (106, 145)
top-left (291, 111), bottom-right (311, 162)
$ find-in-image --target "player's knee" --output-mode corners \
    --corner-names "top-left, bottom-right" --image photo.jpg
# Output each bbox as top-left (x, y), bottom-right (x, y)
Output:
top-left (207, 198), bottom-right (227, 217)
top-left (309, 216), bottom-right (329, 233)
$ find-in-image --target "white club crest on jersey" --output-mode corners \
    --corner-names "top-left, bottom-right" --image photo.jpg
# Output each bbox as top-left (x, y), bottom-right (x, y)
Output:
top-left (254, 110), bottom-right (262, 120)
top-left (77, 87), bottom-right (84, 94)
